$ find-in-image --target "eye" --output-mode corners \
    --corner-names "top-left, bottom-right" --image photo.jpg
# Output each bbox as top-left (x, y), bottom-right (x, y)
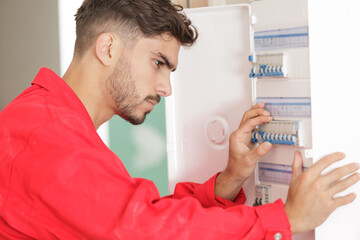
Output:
top-left (154, 59), bottom-right (164, 68)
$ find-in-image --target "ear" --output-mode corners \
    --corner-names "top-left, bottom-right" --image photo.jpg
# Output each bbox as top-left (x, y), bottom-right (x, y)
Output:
top-left (95, 33), bottom-right (117, 66)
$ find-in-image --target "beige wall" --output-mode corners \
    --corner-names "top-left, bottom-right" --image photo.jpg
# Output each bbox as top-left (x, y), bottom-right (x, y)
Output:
top-left (174, 0), bottom-right (254, 8)
top-left (0, 0), bottom-right (60, 111)
top-left (174, 0), bottom-right (208, 8)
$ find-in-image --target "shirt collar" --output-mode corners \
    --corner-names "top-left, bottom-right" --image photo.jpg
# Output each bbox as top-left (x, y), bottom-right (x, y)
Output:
top-left (32, 67), bottom-right (66, 92)
top-left (31, 67), bottom-right (95, 129)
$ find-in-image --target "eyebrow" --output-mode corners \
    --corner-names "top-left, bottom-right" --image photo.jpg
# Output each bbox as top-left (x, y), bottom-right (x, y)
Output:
top-left (153, 52), bottom-right (177, 72)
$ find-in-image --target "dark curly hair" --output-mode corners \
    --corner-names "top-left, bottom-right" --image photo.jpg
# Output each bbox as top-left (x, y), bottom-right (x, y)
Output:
top-left (74, 0), bottom-right (198, 57)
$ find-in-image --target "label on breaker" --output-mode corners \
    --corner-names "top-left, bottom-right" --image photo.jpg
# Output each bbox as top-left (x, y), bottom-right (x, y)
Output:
top-left (254, 26), bottom-right (309, 51)
top-left (256, 97), bottom-right (311, 117)
top-left (258, 162), bottom-right (293, 185)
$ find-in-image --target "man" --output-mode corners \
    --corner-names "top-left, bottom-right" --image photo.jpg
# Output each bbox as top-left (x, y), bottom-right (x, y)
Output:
top-left (0, 0), bottom-right (358, 239)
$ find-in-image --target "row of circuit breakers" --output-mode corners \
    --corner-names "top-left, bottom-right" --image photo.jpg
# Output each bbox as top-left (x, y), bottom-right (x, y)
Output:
top-left (252, 120), bottom-right (303, 147)
top-left (249, 53), bottom-right (288, 78)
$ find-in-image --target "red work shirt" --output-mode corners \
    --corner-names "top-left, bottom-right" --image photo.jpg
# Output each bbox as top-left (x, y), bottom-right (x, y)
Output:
top-left (0, 68), bottom-right (291, 239)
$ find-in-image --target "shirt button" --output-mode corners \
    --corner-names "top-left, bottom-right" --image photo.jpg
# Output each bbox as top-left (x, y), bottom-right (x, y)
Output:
top-left (274, 232), bottom-right (282, 240)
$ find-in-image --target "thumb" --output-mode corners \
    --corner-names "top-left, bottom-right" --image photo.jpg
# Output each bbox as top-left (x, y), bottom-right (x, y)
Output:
top-left (247, 141), bottom-right (273, 161)
top-left (291, 151), bottom-right (303, 182)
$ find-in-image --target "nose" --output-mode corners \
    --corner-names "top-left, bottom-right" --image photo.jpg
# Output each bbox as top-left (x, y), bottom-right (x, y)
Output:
top-left (156, 73), bottom-right (172, 97)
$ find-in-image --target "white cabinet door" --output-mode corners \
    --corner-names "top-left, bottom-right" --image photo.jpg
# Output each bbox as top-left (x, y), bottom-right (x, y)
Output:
top-left (165, 5), bottom-right (252, 194)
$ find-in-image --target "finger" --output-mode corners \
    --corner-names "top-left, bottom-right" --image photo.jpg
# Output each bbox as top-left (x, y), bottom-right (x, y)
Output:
top-left (245, 141), bottom-right (273, 162)
top-left (241, 108), bottom-right (271, 124)
top-left (329, 172), bottom-right (360, 196)
top-left (291, 151), bottom-right (304, 183)
top-left (333, 192), bottom-right (357, 209)
top-left (322, 162), bottom-right (360, 186)
top-left (308, 152), bottom-right (346, 176)
top-left (239, 115), bottom-right (273, 133)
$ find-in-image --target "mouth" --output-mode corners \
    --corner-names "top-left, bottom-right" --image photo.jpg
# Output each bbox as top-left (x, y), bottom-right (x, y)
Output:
top-left (146, 99), bottom-right (157, 107)
top-left (145, 95), bottom-right (161, 107)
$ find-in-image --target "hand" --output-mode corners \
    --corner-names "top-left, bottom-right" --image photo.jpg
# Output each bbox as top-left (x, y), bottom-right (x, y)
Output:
top-left (285, 151), bottom-right (360, 234)
top-left (215, 103), bottom-right (273, 200)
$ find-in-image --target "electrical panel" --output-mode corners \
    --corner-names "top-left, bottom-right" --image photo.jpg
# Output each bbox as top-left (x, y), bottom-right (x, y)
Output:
top-left (165, 4), bottom-right (314, 239)
top-left (249, 23), bottom-right (313, 196)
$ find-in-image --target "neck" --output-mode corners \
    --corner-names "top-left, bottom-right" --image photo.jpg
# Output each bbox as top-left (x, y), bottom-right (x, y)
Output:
top-left (62, 56), bottom-right (115, 129)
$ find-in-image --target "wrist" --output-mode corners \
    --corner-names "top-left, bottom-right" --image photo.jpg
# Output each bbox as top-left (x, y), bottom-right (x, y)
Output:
top-left (215, 171), bottom-right (244, 201)
top-left (219, 168), bottom-right (247, 188)
top-left (284, 204), bottom-right (298, 234)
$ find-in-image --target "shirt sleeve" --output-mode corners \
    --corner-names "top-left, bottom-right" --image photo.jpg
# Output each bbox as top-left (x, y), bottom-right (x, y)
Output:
top-left (172, 172), bottom-right (247, 208)
top-left (172, 173), bottom-right (292, 240)
top-left (5, 118), bottom-right (292, 240)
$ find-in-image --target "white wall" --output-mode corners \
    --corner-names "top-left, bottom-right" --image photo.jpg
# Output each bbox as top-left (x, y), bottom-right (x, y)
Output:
top-left (308, 0), bottom-right (360, 239)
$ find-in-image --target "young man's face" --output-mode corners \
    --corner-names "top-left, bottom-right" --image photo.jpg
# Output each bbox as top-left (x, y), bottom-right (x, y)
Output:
top-left (106, 33), bottom-right (180, 125)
